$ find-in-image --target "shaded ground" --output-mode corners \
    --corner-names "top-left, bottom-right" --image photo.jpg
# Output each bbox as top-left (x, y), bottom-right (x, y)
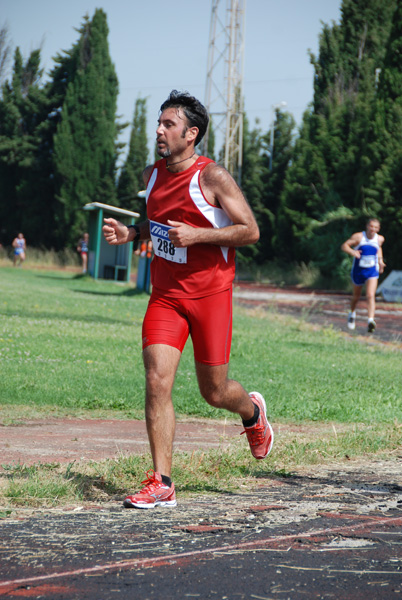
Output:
top-left (1, 284), bottom-right (401, 598)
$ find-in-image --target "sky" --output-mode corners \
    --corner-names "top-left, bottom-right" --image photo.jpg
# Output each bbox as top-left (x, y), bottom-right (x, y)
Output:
top-left (1, 0), bottom-right (342, 162)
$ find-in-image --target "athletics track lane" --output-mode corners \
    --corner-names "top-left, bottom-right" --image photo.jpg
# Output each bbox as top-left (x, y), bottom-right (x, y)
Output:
top-left (1, 460), bottom-right (401, 599)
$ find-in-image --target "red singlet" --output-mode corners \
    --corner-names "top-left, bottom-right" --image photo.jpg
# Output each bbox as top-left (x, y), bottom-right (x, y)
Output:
top-left (146, 157), bottom-right (236, 298)
top-left (143, 156), bottom-right (236, 365)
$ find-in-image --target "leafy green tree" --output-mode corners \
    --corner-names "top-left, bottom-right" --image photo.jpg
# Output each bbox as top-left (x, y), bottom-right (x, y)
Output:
top-left (0, 46), bottom-right (50, 245)
top-left (278, 0), bottom-right (397, 283)
top-left (52, 9), bottom-right (119, 247)
top-left (238, 116), bottom-right (265, 266)
top-left (365, 0), bottom-right (402, 270)
top-left (262, 109), bottom-right (295, 261)
top-left (117, 97), bottom-right (149, 219)
top-left (239, 110), bottom-right (295, 267)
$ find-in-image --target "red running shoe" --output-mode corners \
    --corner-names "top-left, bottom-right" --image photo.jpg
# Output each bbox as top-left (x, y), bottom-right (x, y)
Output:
top-left (123, 469), bottom-right (177, 509)
top-left (241, 392), bottom-right (274, 459)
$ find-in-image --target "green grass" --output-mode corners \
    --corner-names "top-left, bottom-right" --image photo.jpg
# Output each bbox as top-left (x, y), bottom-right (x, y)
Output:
top-left (0, 266), bottom-right (401, 423)
top-left (0, 267), bottom-right (146, 417)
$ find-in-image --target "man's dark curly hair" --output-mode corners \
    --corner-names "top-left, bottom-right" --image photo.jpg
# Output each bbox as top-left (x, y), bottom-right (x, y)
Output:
top-left (160, 90), bottom-right (209, 146)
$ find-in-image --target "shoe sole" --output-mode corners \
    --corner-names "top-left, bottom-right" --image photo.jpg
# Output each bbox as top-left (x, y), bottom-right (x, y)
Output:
top-left (123, 498), bottom-right (177, 509)
top-left (249, 391), bottom-right (274, 458)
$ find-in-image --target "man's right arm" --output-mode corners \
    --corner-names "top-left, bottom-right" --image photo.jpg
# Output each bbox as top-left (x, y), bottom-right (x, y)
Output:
top-left (341, 232), bottom-right (362, 259)
top-left (102, 164), bottom-right (153, 246)
top-left (103, 219), bottom-right (150, 246)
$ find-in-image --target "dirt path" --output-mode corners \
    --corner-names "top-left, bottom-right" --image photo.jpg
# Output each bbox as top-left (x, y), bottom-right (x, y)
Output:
top-left (0, 418), bottom-right (244, 468)
top-left (234, 282), bottom-right (402, 346)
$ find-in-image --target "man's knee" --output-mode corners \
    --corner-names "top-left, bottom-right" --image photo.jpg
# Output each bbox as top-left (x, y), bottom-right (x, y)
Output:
top-left (202, 390), bottom-right (223, 408)
top-left (145, 368), bottom-right (173, 397)
top-left (198, 380), bottom-right (224, 408)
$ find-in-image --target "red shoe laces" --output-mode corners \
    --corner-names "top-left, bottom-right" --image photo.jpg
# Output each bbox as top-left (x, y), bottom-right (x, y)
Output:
top-left (240, 421), bottom-right (265, 445)
top-left (140, 469), bottom-right (162, 493)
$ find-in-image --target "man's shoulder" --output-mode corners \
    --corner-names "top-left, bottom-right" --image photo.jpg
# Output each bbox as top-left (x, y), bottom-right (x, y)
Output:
top-left (200, 161), bottom-right (233, 185)
top-left (143, 163), bottom-right (156, 185)
top-left (194, 155), bottom-right (215, 167)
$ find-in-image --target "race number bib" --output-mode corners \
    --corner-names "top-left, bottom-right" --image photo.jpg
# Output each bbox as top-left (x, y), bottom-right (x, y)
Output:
top-left (150, 220), bottom-right (187, 264)
top-left (359, 255), bottom-right (376, 269)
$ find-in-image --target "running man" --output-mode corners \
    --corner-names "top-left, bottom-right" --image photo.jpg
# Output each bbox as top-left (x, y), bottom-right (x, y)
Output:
top-left (341, 218), bottom-right (385, 333)
top-left (103, 90), bottom-right (274, 509)
top-left (12, 233), bottom-right (26, 267)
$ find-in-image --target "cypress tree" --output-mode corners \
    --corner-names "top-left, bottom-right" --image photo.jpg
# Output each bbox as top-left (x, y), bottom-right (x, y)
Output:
top-left (262, 109), bottom-right (295, 262)
top-left (240, 110), bottom-right (295, 267)
top-left (117, 97), bottom-right (149, 219)
top-left (52, 9), bottom-right (119, 247)
top-left (0, 47), bottom-right (49, 245)
top-left (239, 116), bottom-right (265, 267)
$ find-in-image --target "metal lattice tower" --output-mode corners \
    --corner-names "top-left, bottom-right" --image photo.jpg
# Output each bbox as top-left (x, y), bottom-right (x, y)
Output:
top-left (202, 0), bottom-right (246, 183)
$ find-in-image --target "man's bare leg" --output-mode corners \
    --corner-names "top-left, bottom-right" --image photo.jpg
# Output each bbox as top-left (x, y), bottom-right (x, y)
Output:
top-left (350, 284), bottom-right (362, 313)
top-left (82, 253), bottom-right (88, 273)
top-left (143, 344), bottom-right (181, 478)
top-left (365, 278), bottom-right (378, 320)
top-left (195, 361), bottom-right (274, 459)
top-left (195, 362), bottom-right (255, 420)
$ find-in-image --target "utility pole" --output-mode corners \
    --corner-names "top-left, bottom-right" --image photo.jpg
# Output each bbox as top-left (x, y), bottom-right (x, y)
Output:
top-left (202, 0), bottom-right (246, 184)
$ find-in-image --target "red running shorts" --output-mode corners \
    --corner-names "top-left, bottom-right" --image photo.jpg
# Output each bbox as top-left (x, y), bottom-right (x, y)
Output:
top-left (142, 288), bottom-right (233, 366)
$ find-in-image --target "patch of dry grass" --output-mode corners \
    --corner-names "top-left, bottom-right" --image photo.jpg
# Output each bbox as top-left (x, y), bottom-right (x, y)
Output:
top-left (1, 421), bottom-right (400, 514)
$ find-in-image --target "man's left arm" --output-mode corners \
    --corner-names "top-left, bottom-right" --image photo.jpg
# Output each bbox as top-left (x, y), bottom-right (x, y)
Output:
top-left (378, 235), bottom-right (386, 273)
top-left (167, 164), bottom-right (259, 248)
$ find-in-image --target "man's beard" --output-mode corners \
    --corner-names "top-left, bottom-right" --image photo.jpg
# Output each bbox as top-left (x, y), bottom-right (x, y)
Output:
top-left (157, 144), bottom-right (171, 158)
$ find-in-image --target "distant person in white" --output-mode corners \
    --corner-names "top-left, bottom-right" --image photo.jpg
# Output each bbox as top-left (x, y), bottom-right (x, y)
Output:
top-left (341, 218), bottom-right (385, 333)
top-left (12, 233), bottom-right (26, 267)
